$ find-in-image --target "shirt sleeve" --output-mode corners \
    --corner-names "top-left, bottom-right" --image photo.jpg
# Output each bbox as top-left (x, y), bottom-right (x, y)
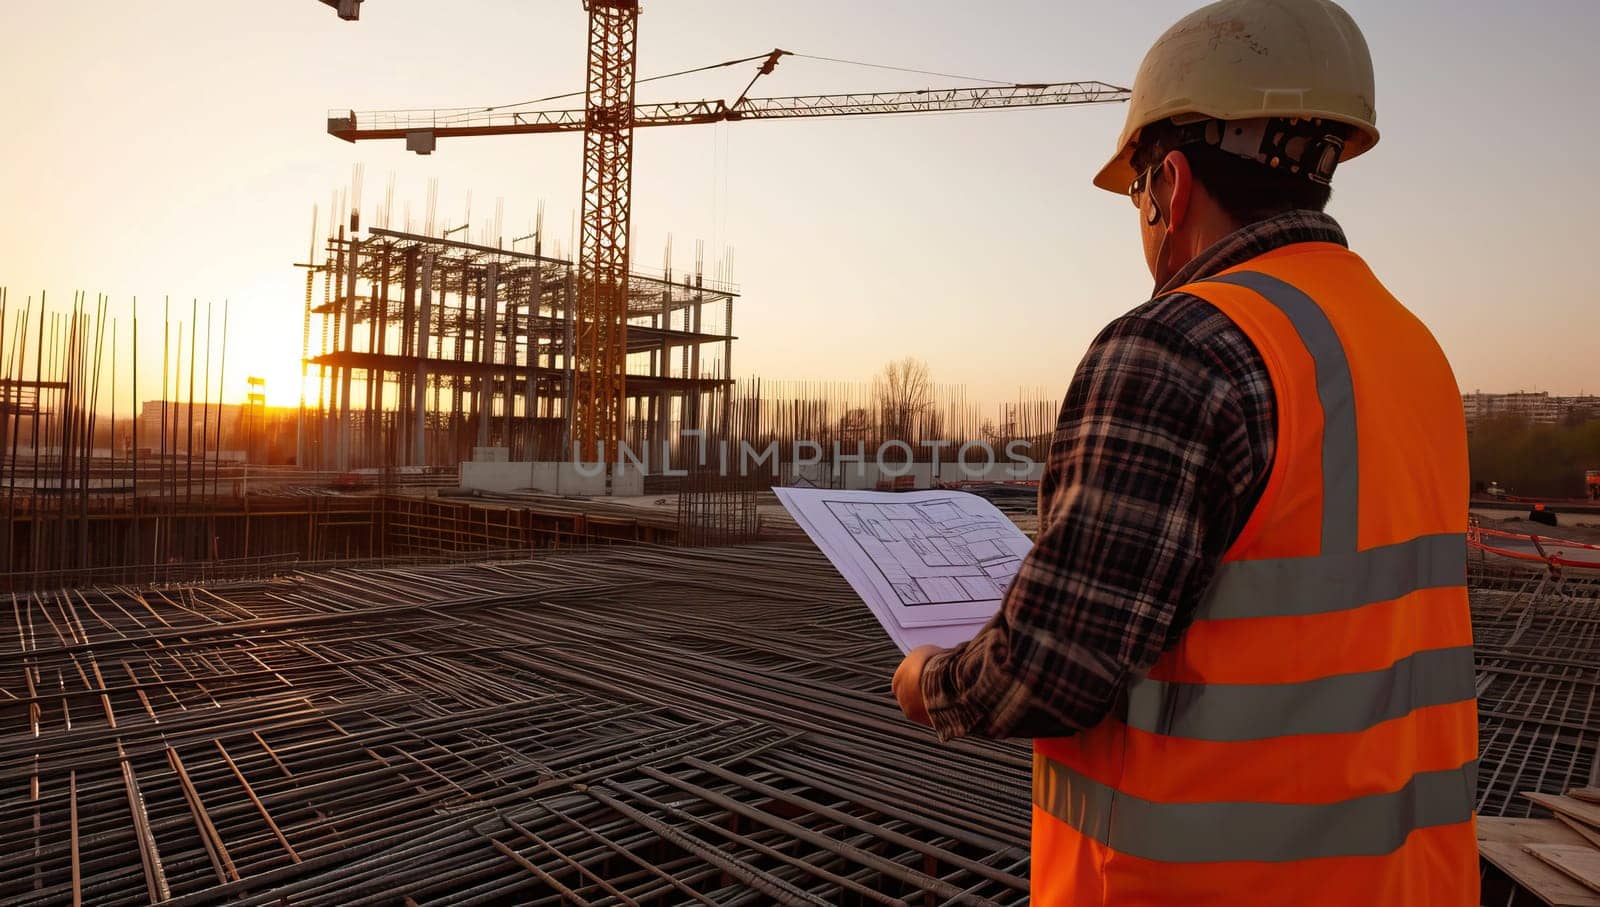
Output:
top-left (918, 306), bottom-right (1264, 741)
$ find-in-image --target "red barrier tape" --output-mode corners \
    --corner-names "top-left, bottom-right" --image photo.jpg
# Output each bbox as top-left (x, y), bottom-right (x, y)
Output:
top-left (1469, 526), bottom-right (1600, 570)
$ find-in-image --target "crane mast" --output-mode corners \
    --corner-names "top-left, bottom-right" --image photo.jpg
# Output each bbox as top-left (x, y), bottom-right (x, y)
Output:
top-left (576, 0), bottom-right (639, 458)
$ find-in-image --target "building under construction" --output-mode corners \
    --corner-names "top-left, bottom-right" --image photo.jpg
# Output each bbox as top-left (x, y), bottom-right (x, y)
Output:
top-left (300, 219), bottom-right (737, 472)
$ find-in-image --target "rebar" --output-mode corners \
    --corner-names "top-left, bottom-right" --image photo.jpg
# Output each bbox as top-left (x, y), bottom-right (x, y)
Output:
top-left (1, 544), bottom-right (1031, 905)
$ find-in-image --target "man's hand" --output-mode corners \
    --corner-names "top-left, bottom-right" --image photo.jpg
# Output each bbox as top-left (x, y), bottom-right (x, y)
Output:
top-left (893, 644), bottom-right (944, 728)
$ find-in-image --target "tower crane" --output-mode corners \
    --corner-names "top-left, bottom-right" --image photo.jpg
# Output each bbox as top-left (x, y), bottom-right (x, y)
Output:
top-left (322, 1), bottom-right (1129, 459)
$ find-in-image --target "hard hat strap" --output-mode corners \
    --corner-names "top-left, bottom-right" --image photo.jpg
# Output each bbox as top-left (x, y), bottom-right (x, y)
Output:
top-left (1134, 117), bottom-right (1347, 186)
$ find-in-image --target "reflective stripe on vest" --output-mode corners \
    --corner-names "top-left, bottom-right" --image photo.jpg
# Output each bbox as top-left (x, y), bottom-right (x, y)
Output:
top-left (1032, 268), bottom-right (1476, 864)
top-left (1033, 752), bottom-right (1477, 864)
top-left (1198, 531), bottom-right (1465, 620)
top-left (1126, 644), bottom-right (1476, 742)
top-left (1204, 271), bottom-right (1362, 554)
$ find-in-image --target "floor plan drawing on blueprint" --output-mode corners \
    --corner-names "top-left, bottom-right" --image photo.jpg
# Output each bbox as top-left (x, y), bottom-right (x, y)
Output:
top-left (775, 487), bottom-right (1034, 652)
top-left (822, 497), bottom-right (1027, 612)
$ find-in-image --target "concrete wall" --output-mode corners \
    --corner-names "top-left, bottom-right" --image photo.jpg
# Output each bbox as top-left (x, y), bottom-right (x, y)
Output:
top-left (461, 459), bottom-right (1037, 496)
top-left (833, 460), bottom-right (1043, 490)
top-left (459, 461), bottom-right (644, 496)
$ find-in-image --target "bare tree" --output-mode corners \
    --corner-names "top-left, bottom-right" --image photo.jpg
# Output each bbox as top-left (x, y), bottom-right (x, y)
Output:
top-left (873, 357), bottom-right (934, 443)
top-left (839, 407), bottom-right (871, 440)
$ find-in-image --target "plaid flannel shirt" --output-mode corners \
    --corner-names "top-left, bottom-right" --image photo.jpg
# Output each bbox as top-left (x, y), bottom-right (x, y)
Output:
top-left (920, 211), bottom-right (1349, 740)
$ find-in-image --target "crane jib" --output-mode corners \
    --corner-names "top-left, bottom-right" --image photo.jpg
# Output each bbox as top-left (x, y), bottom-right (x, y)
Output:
top-left (326, 82), bottom-right (1131, 145)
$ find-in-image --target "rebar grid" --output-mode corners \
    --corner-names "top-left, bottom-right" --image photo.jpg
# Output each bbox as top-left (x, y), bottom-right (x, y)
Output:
top-left (2, 544), bottom-right (1028, 905)
top-left (3, 544), bottom-right (1593, 904)
top-left (1471, 557), bottom-right (1600, 824)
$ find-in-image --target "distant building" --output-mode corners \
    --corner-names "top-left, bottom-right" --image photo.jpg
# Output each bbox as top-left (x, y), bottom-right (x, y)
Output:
top-left (1462, 391), bottom-right (1600, 426)
top-left (136, 400), bottom-right (247, 453)
top-left (135, 400), bottom-right (303, 464)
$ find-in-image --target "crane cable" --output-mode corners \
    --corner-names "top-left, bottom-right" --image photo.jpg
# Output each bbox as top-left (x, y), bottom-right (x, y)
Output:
top-left (478, 52), bottom-right (779, 115)
top-left (457, 50), bottom-right (1019, 121)
top-left (784, 53), bottom-right (1014, 87)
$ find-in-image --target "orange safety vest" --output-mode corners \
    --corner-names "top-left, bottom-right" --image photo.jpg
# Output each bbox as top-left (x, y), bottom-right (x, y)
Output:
top-left (1032, 242), bottom-right (1478, 906)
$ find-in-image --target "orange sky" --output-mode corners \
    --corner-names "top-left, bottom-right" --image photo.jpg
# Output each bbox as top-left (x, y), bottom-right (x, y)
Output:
top-left (1, 1), bottom-right (1595, 410)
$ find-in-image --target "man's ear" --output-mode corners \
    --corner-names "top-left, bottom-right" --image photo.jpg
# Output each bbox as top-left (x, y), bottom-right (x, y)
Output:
top-left (1163, 150), bottom-right (1194, 232)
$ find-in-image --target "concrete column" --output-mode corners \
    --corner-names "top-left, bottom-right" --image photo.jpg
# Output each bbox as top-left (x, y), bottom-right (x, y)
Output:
top-left (324, 228), bottom-right (345, 469)
top-left (412, 253), bottom-right (432, 466)
top-left (562, 272), bottom-right (575, 458)
top-left (687, 285), bottom-right (703, 433)
top-left (450, 267), bottom-right (464, 427)
top-left (655, 390), bottom-right (669, 468)
top-left (369, 244), bottom-right (390, 466)
top-left (398, 250), bottom-right (417, 462)
top-left (501, 270), bottom-right (516, 448)
top-left (524, 260), bottom-right (542, 460)
top-left (338, 235), bottom-right (359, 471)
top-left (722, 292), bottom-right (734, 439)
top-left (478, 263), bottom-right (498, 449)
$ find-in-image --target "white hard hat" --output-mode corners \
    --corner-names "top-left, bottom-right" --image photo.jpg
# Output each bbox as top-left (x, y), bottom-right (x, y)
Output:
top-left (1095, 0), bottom-right (1380, 194)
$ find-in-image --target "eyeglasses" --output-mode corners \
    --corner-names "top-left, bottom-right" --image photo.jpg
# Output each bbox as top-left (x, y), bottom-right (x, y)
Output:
top-left (1128, 166), bottom-right (1153, 209)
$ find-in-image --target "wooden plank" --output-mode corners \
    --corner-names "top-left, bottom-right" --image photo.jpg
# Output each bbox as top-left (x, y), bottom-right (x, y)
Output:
top-left (1558, 816), bottom-right (1600, 851)
top-left (1529, 844), bottom-right (1600, 894)
top-left (1482, 842), bottom-right (1600, 906)
top-left (1528, 792), bottom-right (1600, 829)
top-left (1481, 820), bottom-right (1600, 907)
top-left (1483, 816), bottom-right (1593, 846)
top-left (1572, 789), bottom-right (1600, 805)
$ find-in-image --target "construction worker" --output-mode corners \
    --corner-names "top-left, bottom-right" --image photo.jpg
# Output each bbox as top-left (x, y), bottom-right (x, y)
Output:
top-left (891, 1), bottom-right (1477, 903)
top-left (1530, 501), bottom-right (1558, 527)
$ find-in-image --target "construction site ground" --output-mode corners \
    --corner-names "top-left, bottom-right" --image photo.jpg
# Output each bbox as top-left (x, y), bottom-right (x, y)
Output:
top-left (0, 544), bottom-right (1031, 905)
top-left (1, 524), bottom-right (1595, 904)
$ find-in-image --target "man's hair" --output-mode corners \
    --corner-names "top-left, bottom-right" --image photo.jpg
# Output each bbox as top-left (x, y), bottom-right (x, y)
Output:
top-left (1134, 120), bottom-right (1338, 226)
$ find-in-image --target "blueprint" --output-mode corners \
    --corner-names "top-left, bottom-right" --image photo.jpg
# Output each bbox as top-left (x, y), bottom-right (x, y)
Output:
top-left (775, 487), bottom-right (1033, 653)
